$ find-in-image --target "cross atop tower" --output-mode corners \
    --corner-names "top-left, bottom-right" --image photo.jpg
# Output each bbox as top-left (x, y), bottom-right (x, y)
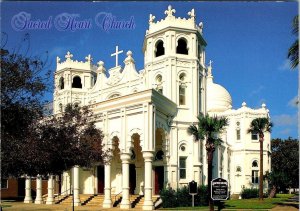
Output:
top-left (165, 5), bottom-right (176, 17)
top-left (111, 46), bottom-right (123, 67)
top-left (65, 51), bottom-right (73, 60)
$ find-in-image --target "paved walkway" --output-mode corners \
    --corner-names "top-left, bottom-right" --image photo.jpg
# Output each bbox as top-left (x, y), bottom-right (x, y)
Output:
top-left (2, 202), bottom-right (139, 211)
top-left (1, 195), bottom-right (299, 211)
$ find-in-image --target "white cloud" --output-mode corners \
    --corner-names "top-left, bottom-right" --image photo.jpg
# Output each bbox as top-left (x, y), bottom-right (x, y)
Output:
top-left (288, 95), bottom-right (299, 108)
top-left (272, 114), bottom-right (298, 126)
top-left (249, 85), bottom-right (265, 96)
top-left (278, 59), bottom-right (291, 71)
top-left (279, 128), bottom-right (291, 135)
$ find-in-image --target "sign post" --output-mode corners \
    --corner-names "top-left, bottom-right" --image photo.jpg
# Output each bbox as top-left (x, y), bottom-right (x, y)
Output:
top-left (189, 180), bottom-right (198, 207)
top-left (211, 178), bottom-right (228, 211)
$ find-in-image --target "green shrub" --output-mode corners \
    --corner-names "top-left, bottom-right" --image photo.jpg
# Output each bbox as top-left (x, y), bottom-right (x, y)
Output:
top-left (176, 186), bottom-right (192, 207)
top-left (198, 185), bottom-right (209, 206)
top-left (160, 185), bottom-right (208, 208)
top-left (241, 188), bottom-right (259, 199)
top-left (159, 188), bottom-right (177, 208)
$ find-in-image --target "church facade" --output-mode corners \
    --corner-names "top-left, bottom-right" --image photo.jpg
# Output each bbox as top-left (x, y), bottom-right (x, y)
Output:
top-left (49, 5), bottom-right (271, 210)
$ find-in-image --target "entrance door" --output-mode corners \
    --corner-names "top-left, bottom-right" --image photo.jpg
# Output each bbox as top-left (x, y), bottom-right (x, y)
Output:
top-left (97, 166), bottom-right (104, 194)
top-left (129, 164), bottom-right (136, 194)
top-left (18, 178), bottom-right (25, 197)
top-left (154, 166), bottom-right (164, 195)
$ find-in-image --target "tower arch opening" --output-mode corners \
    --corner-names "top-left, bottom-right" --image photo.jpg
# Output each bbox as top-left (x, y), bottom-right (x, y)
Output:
top-left (72, 76), bottom-right (82, 88)
top-left (155, 40), bottom-right (165, 57)
top-left (59, 77), bottom-right (64, 90)
top-left (176, 38), bottom-right (188, 55)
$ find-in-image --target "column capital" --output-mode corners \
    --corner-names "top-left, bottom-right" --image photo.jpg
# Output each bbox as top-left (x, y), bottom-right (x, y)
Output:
top-left (142, 151), bottom-right (154, 161)
top-left (120, 152), bottom-right (131, 162)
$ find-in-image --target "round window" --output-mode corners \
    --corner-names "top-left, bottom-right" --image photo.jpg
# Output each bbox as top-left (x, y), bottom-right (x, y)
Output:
top-left (180, 145), bottom-right (186, 152)
top-left (155, 150), bottom-right (164, 160)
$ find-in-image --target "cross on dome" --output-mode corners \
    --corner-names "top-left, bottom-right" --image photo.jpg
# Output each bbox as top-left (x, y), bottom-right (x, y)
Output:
top-left (65, 51), bottom-right (73, 60)
top-left (111, 46), bottom-right (123, 67)
top-left (165, 5), bottom-right (176, 17)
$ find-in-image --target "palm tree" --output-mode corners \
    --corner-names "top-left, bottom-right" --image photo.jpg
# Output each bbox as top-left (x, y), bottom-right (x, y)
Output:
top-left (288, 15), bottom-right (298, 69)
top-left (188, 113), bottom-right (228, 211)
top-left (247, 117), bottom-right (273, 200)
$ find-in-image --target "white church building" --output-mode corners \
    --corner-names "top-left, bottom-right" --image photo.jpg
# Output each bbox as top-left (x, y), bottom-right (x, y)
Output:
top-left (27, 5), bottom-right (271, 210)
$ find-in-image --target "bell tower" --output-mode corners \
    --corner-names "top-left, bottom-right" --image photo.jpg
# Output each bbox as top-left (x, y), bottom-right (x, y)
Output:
top-left (53, 51), bottom-right (97, 114)
top-left (143, 5), bottom-right (207, 120)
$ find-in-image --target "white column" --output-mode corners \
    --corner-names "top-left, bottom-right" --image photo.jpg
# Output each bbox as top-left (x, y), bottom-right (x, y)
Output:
top-left (46, 175), bottom-right (54, 204)
top-left (35, 175), bottom-right (43, 204)
top-left (24, 176), bottom-right (33, 203)
top-left (143, 151), bottom-right (154, 210)
top-left (103, 163), bottom-right (112, 208)
top-left (120, 152), bottom-right (131, 209)
top-left (73, 165), bottom-right (81, 206)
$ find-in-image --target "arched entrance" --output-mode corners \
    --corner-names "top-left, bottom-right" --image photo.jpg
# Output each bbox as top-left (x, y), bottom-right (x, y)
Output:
top-left (154, 128), bottom-right (166, 195)
top-left (130, 133), bottom-right (144, 195)
top-left (97, 166), bottom-right (104, 194)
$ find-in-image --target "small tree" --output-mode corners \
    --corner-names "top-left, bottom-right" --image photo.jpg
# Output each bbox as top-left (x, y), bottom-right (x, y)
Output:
top-left (25, 104), bottom-right (104, 176)
top-left (288, 15), bottom-right (298, 69)
top-left (266, 137), bottom-right (299, 196)
top-left (247, 117), bottom-right (273, 200)
top-left (1, 43), bottom-right (50, 178)
top-left (188, 113), bottom-right (228, 211)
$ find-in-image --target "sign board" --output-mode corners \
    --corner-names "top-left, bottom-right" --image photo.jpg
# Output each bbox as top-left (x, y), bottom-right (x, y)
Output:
top-left (211, 178), bottom-right (228, 200)
top-left (189, 180), bottom-right (197, 195)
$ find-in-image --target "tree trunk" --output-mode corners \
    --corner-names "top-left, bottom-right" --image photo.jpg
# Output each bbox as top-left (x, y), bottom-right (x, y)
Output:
top-left (269, 185), bottom-right (277, 198)
top-left (207, 147), bottom-right (214, 211)
top-left (259, 138), bottom-right (264, 200)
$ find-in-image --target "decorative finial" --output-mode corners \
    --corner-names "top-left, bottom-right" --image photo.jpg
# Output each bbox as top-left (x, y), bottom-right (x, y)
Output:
top-left (242, 102), bottom-right (247, 107)
top-left (127, 50), bottom-right (132, 57)
top-left (262, 103), bottom-right (266, 108)
top-left (188, 9), bottom-right (196, 20)
top-left (56, 56), bottom-right (61, 63)
top-left (85, 54), bottom-right (92, 63)
top-left (207, 60), bottom-right (213, 77)
top-left (65, 51), bottom-right (73, 60)
top-left (149, 14), bottom-right (156, 24)
top-left (97, 60), bottom-right (105, 72)
top-left (199, 22), bottom-right (203, 33)
top-left (124, 50), bottom-right (135, 65)
top-left (165, 5), bottom-right (176, 17)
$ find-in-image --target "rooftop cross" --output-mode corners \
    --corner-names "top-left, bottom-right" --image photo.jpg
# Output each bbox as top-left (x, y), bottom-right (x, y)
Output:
top-left (85, 54), bottom-right (92, 62)
top-left (188, 9), bottom-right (196, 19)
top-left (111, 46), bottom-right (123, 67)
top-left (165, 5), bottom-right (176, 17)
top-left (65, 51), bottom-right (73, 60)
top-left (149, 14), bottom-right (156, 24)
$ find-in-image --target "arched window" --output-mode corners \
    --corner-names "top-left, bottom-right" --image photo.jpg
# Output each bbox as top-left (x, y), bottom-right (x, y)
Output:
top-left (252, 160), bottom-right (259, 184)
top-left (74, 102), bottom-right (80, 108)
top-left (155, 74), bottom-right (163, 94)
top-left (176, 38), bottom-right (188, 55)
top-left (59, 77), bottom-right (64, 90)
top-left (179, 73), bottom-right (186, 105)
top-left (155, 40), bottom-right (165, 57)
top-left (59, 103), bottom-right (63, 112)
top-left (72, 76), bottom-right (82, 88)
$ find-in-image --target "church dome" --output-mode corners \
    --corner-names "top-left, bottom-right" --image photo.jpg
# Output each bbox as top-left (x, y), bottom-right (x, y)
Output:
top-left (206, 65), bottom-right (232, 112)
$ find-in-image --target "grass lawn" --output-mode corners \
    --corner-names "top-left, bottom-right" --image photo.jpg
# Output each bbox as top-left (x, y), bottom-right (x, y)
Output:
top-left (223, 194), bottom-right (294, 209)
top-left (160, 194), bottom-right (295, 210)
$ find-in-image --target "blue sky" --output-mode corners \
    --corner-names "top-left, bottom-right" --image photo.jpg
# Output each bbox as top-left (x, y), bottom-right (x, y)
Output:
top-left (1, 1), bottom-right (298, 139)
